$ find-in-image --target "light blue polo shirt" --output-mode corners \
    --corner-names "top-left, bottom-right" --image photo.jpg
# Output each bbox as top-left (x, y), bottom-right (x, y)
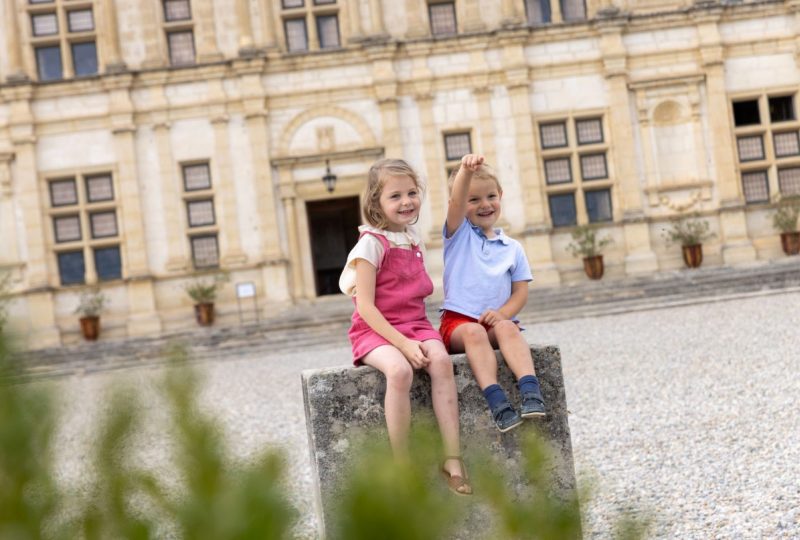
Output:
top-left (441, 218), bottom-right (533, 321)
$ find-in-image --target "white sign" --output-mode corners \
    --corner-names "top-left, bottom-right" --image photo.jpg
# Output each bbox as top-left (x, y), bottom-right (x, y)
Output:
top-left (236, 282), bottom-right (256, 299)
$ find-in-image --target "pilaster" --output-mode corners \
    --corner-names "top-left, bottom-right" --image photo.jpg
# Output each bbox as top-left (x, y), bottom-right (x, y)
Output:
top-left (194, 0), bottom-right (223, 62)
top-left (100, 0), bottom-right (126, 72)
top-left (461, 0), bottom-right (485, 33)
top-left (347, 0), bottom-right (364, 41)
top-left (694, 9), bottom-right (756, 264)
top-left (4, 0), bottom-right (28, 81)
top-left (416, 92), bottom-right (447, 241)
top-left (0, 150), bottom-right (21, 267)
top-left (368, 0), bottom-right (386, 36)
top-left (501, 0), bottom-right (525, 26)
top-left (210, 112), bottom-right (247, 266)
top-left (235, 0), bottom-right (255, 53)
top-left (406, 0), bottom-right (429, 38)
top-left (140, 1), bottom-right (163, 69)
top-left (279, 177), bottom-right (304, 300)
top-left (25, 291), bottom-right (61, 348)
top-left (153, 119), bottom-right (189, 271)
top-left (474, 85), bottom-right (498, 184)
top-left (597, 18), bottom-right (659, 274)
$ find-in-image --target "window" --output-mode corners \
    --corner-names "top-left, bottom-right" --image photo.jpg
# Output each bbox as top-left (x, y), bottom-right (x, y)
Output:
top-left (316, 14), bottom-right (340, 49)
top-left (285, 18), bottom-right (308, 52)
top-left (281, 0), bottom-right (340, 53)
top-left (525, 0), bottom-right (551, 24)
top-left (444, 132), bottom-right (472, 161)
top-left (47, 172), bottom-right (122, 285)
top-left (181, 162), bottom-right (220, 269)
top-left (163, 1), bottom-right (195, 65)
top-left (732, 93), bottom-right (800, 203)
top-left (28, 1), bottom-right (98, 80)
top-left (429, 2), bottom-right (457, 36)
top-left (560, 0), bottom-right (586, 22)
top-left (538, 115), bottom-right (613, 227)
top-left (443, 132), bottom-right (473, 180)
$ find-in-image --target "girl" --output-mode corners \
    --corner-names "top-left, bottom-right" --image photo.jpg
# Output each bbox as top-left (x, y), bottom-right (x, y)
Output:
top-left (339, 158), bottom-right (471, 496)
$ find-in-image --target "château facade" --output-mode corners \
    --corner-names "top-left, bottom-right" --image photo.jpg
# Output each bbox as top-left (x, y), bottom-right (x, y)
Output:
top-left (1, 0), bottom-right (798, 347)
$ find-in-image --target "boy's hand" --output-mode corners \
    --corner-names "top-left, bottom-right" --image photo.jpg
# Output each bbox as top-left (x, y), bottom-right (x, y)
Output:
top-left (400, 339), bottom-right (430, 369)
top-left (478, 309), bottom-right (508, 327)
top-left (461, 154), bottom-right (485, 172)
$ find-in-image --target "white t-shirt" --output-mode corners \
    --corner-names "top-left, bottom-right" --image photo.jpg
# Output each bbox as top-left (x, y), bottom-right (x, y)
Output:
top-left (338, 224), bottom-right (424, 297)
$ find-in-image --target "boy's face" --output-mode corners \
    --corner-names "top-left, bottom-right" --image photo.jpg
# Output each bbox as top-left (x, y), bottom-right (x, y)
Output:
top-left (465, 178), bottom-right (502, 233)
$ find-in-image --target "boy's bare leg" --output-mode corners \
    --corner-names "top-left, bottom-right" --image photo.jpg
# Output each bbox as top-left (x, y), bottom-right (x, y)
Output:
top-left (362, 345), bottom-right (413, 460)
top-left (422, 339), bottom-right (463, 477)
top-left (448, 323), bottom-right (498, 389)
top-left (489, 320), bottom-right (536, 379)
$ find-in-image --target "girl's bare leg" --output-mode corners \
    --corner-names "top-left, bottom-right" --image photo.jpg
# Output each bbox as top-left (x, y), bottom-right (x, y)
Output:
top-left (422, 339), bottom-right (463, 477)
top-left (362, 345), bottom-right (414, 460)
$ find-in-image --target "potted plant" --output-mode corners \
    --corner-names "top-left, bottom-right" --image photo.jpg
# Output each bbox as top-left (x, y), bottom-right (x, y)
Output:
top-left (566, 225), bottom-right (613, 280)
top-left (74, 287), bottom-right (108, 341)
top-left (771, 195), bottom-right (800, 256)
top-left (661, 214), bottom-right (715, 269)
top-left (184, 273), bottom-right (228, 326)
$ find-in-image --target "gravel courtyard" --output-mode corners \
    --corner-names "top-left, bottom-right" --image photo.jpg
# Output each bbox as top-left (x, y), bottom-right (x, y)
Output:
top-left (47, 291), bottom-right (800, 538)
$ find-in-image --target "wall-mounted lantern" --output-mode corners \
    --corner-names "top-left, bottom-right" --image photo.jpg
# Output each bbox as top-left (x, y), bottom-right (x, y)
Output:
top-left (322, 159), bottom-right (337, 193)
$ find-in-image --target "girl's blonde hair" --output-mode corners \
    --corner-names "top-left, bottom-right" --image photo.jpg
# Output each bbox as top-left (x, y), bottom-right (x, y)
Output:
top-left (362, 158), bottom-right (424, 229)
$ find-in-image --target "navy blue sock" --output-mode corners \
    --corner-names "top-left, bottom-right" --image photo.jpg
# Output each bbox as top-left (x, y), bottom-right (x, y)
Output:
top-left (518, 375), bottom-right (541, 396)
top-left (482, 384), bottom-right (508, 411)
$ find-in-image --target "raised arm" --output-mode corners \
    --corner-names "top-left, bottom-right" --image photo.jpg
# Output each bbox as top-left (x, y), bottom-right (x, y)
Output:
top-left (353, 258), bottom-right (430, 368)
top-left (445, 153), bottom-right (485, 237)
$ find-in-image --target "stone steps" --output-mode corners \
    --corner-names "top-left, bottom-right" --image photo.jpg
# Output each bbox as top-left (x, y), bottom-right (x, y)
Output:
top-left (11, 258), bottom-right (799, 379)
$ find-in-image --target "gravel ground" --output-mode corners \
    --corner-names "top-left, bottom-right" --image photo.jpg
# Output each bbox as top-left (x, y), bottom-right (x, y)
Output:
top-left (44, 291), bottom-right (800, 538)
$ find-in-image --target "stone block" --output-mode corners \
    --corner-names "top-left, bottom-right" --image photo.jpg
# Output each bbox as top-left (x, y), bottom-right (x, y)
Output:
top-left (301, 345), bottom-right (577, 537)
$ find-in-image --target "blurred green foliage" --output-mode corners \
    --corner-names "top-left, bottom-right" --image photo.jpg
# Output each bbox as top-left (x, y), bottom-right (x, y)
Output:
top-left (0, 334), bottom-right (648, 539)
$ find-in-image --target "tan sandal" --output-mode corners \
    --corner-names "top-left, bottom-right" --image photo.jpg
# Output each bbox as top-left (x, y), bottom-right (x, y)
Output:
top-left (441, 456), bottom-right (473, 496)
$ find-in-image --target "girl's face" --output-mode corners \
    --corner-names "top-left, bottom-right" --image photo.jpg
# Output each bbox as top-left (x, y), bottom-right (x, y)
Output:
top-left (378, 174), bottom-right (421, 232)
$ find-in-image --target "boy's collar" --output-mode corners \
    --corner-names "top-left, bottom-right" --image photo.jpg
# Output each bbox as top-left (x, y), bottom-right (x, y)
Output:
top-left (468, 221), bottom-right (509, 244)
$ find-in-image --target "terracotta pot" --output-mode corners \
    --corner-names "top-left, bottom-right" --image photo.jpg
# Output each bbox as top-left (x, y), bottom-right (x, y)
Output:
top-left (582, 255), bottom-right (605, 280)
top-left (79, 316), bottom-right (100, 341)
top-left (780, 231), bottom-right (800, 256)
top-left (194, 303), bottom-right (215, 326)
top-left (681, 244), bottom-right (703, 268)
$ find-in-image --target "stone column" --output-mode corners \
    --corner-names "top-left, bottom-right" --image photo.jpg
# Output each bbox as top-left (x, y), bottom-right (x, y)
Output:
top-left (695, 11), bottom-right (756, 264)
top-left (153, 119), bottom-right (189, 271)
top-left (280, 180), bottom-right (305, 300)
top-left (210, 113), bottom-right (247, 266)
top-left (105, 75), bottom-right (162, 336)
top-left (100, 0), bottom-right (126, 72)
top-left (598, 20), bottom-right (659, 275)
top-left (4, 0), bottom-right (28, 81)
top-left (194, 0), bottom-right (223, 62)
top-left (235, 0), bottom-right (255, 53)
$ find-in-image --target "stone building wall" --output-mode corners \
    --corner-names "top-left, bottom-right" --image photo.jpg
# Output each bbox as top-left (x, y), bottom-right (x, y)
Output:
top-left (0, 0), bottom-right (798, 347)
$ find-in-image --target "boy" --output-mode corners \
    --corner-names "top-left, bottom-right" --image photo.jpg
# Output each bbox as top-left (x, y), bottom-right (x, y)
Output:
top-left (440, 154), bottom-right (546, 433)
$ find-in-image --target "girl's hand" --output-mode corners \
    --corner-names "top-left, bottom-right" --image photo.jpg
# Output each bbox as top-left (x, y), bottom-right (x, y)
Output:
top-left (478, 309), bottom-right (508, 327)
top-left (400, 339), bottom-right (430, 369)
top-left (461, 154), bottom-right (485, 172)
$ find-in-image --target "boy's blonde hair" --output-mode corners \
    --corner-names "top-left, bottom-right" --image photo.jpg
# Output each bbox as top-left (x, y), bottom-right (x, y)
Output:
top-left (447, 162), bottom-right (502, 194)
top-left (362, 158), bottom-right (424, 229)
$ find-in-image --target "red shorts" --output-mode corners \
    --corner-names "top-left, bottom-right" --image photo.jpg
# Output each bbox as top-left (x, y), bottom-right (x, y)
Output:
top-left (439, 310), bottom-right (492, 352)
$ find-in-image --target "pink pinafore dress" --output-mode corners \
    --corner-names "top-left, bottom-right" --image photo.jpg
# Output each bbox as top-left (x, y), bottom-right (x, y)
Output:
top-left (348, 231), bottom-right (442, 365)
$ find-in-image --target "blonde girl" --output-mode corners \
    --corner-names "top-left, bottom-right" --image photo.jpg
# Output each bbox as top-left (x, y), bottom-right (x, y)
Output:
top-left (339, 158), bottom-right (471, 496)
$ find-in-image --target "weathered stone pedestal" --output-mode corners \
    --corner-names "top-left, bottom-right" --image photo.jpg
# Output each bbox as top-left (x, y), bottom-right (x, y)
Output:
top-left (301, 345), bottom-right (576, 537)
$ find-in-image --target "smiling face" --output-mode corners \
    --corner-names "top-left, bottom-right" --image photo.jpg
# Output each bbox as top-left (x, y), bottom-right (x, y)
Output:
top-left (378, 174), bottom-right (421, 232)
top-left (465, 177), bottom-right (502, 235)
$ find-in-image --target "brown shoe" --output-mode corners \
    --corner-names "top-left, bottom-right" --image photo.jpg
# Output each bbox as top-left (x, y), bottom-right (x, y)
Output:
top-left (441, 456), bottom-right (473, 496)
